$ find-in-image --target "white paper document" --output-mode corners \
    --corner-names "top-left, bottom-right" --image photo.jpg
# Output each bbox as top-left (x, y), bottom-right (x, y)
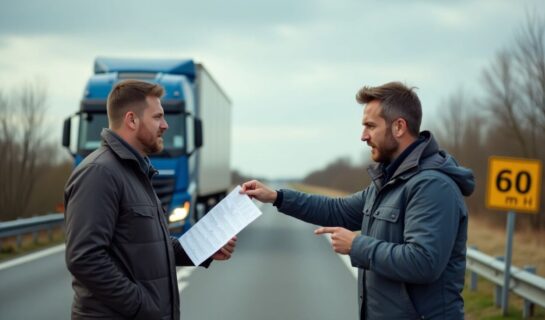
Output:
top-left (179, 186), bottom-right (262, 266)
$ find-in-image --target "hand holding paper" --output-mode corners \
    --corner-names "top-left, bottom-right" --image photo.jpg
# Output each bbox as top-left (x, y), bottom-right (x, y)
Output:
top-left (211, 236), bottom-right (237, 261)
top-left (179, 186), bottom-right (262, 265)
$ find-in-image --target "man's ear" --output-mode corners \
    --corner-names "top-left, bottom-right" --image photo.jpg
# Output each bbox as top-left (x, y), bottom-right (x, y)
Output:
top-left (124, 111), bottom-right (138, 130)
top-left (392, 118), bottom-right (407, 138)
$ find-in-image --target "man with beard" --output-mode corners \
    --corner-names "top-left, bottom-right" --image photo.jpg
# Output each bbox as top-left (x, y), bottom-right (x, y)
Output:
top-left (64, 80), bottom-right (236, 320)
top-left (241, 82), bottom-right (474, 319)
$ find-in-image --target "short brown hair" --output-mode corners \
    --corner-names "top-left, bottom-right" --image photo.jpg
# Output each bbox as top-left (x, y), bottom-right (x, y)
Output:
top-left (356, 82), bottom-right (422, 136)
top-left (107, 80), bottom-right (164, 129)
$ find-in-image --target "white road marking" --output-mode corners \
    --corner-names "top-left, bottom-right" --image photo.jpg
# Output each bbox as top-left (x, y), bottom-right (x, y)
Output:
top-left (176, 267), bottom-right (193, 282)
top-left (0, 244), bottom-right (66, 272)
top-left (177, 267), bottom-right (195, 292)
top-left (323, 235), bottom-right (358, 279)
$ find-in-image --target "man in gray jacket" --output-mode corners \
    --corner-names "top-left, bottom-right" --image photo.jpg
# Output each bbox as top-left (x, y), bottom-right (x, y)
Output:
top-left (65, 80), bottom-right (236, 320)
top-left (242, 82), bottom-right (474, 319)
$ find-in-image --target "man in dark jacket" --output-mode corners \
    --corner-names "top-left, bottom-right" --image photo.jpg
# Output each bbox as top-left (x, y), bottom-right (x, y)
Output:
top-left (242, 82), bottom-right (474, 319)
top-left (65, 80), bottom-right (236, 320)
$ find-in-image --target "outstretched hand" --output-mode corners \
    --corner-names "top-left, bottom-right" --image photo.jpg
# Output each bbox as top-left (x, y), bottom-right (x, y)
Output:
top-left (212, 236), bottom-right (237, 261)
top-left (315, 227), bottom-right (357, 255)
top-left (240, 180), bottom-right (277, 203)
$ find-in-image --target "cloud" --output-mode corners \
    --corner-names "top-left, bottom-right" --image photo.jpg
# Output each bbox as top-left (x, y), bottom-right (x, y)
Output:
top-left (1, 0), bottom-right (545, 178)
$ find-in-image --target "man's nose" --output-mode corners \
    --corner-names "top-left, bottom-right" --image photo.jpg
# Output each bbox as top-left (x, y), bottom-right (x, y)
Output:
top-left (161, 119), bottom-right (169, 130)
top-left (361, 130), bottom-right (369, 142)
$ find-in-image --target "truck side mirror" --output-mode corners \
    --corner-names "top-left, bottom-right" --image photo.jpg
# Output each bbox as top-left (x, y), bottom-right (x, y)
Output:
top-left (62, 117), bottom-right (71, 148)
top-left (194, 118), bottom-right (203, 149)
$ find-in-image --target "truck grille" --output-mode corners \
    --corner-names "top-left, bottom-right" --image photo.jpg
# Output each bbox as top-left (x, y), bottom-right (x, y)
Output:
top-left (152, 176), bottom-right (175, 209)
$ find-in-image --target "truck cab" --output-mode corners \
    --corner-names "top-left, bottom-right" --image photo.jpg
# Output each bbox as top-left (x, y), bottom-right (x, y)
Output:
top-left (63, 58), bottom-right (231, 235)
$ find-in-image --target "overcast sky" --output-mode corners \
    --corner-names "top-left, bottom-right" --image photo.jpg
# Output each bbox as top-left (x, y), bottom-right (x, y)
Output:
top-left (1, 0), bottom-right (543, 179)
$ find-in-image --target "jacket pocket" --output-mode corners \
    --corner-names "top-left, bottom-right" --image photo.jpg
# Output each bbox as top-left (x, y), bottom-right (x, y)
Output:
top-left (400, 283), bottom-right (421, 319)
top-left (127, 205), bottom-right (162, 243)
top-left (373, 206), bottom-right (400, 223)
top-left (131, 207), bottom-right (154, 218)
top-left (134, 283), bottom-right (162, 320)
top-left (370, 206), bottom-right (403, 242)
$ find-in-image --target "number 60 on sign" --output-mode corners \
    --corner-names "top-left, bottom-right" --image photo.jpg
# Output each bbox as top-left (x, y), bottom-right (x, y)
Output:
top-left (486, 156), bottom-right (542, 213)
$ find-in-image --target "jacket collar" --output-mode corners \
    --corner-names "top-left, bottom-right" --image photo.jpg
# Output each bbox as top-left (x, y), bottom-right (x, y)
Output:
top-left (101, 129), bottom-right (157, 178)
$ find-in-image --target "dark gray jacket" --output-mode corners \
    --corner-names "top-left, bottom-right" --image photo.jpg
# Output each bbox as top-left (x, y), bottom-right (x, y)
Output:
top-left (65, 129), bottom-right (203, 320)
top-left (278, 131), bottom-right (474, 319)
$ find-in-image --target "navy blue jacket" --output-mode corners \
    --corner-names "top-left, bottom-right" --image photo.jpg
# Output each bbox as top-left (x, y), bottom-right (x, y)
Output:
top-left (277, 131), bottom-right (475, 319)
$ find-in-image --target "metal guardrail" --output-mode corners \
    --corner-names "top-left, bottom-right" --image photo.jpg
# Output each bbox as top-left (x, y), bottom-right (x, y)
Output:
top-left (0, 213), bottom-right (65, 249)
top-left (0, 213), bottom-right (183, 250)
top-left (467, 247), bottom-right (545, 318)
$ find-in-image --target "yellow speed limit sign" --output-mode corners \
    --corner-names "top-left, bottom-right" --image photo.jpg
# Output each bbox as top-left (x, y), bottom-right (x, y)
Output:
top-left (486, 156), bottom-right (542, 213)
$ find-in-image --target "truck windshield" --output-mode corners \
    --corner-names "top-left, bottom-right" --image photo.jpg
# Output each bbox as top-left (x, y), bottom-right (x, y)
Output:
top-left (78, 112), bottom-right (186, 155)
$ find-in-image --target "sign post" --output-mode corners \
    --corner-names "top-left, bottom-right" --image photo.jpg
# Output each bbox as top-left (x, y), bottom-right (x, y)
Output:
top-left (502, 211), bottom-right (515, 316)
top-left (486, 156), bottom-right (542, 316)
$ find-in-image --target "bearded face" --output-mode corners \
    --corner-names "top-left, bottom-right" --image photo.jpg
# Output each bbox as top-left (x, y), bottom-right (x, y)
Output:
top-left (136, 96), bottom-right (168, 155)
top-left (361, 100), bottom-right (400, 164)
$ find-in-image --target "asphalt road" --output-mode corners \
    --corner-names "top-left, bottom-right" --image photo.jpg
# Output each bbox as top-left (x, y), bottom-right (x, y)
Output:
top-left (0, 193), bottom-right (358, 320)
top-left (180, 201), bottom-right (358, 320)
top-left (0, 245), bottom-right (72, 320)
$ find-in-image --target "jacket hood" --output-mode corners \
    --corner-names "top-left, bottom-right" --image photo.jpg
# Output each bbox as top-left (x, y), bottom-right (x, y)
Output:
top-left (422, 152), bottom-right (475, 196)
top-left (415, 132), bottom-right (475, 196)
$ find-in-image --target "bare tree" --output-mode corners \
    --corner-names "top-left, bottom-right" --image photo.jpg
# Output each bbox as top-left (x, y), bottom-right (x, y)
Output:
top-left (0, 81), bottom-right (49, 220)
top-left (482, 14), bottom-right (545, 160)
top-left (481, 50), bottom-right (533, 157)
top-left (512, 13), bottom-right (545, 159)
top-left (436, 88), bottom-right (468, 157)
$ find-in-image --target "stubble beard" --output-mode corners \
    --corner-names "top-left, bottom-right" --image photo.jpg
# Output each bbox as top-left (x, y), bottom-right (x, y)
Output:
top-left (371, 129), bottom-right (399, 164)
top-left (137, 128), bottom-right (164, 155)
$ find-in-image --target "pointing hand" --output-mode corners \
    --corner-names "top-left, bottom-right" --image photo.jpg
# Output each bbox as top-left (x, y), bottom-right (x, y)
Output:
top-left (315, 227), bottom-right (357, 255)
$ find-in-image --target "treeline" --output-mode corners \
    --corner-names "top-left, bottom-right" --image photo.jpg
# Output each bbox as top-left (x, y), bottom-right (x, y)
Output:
top-left (303, 15), bottom-right (545, 231)
top-left (303, 157), bottom-right (370, 194)
top-left (0, 81), bottom-right (72, 221)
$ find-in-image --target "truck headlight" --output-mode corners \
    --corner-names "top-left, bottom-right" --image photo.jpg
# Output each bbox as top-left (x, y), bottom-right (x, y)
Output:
top-left (169, 201), bottom-right (190, 222)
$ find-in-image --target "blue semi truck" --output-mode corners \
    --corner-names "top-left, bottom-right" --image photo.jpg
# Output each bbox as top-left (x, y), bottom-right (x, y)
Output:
top-left (62, 57), bottom-right (232, 234)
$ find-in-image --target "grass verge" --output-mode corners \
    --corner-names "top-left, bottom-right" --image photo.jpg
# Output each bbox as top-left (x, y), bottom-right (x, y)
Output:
top-left (0, 228), bottom-right (65, 262)
top-left (463, 272), bottom-right (545, 319)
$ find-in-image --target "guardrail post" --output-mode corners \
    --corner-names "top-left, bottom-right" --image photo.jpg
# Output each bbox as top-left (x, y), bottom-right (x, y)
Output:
top-left (48, 227), bottom-right (53, 242)
top-left (16, 234), bottom-right (22, 251)
top-left (494, 256), bottom-right (505, 308)
top-left (522, 265), bottom-right (536, 319)
top-left (469, 245), bottom-right (478, 291)
top-left (32, 231), bottom-right (39, 245)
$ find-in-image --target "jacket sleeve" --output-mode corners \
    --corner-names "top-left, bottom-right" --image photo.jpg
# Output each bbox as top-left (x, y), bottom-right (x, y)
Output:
top-left (349, 172), bottom-right (465, 284)
top-left (171, 237), bottom-right (212, 268)
top-left (65, 164), bottom-right (154, 319)
top-left (277, 189), bottom-right (365, 231)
